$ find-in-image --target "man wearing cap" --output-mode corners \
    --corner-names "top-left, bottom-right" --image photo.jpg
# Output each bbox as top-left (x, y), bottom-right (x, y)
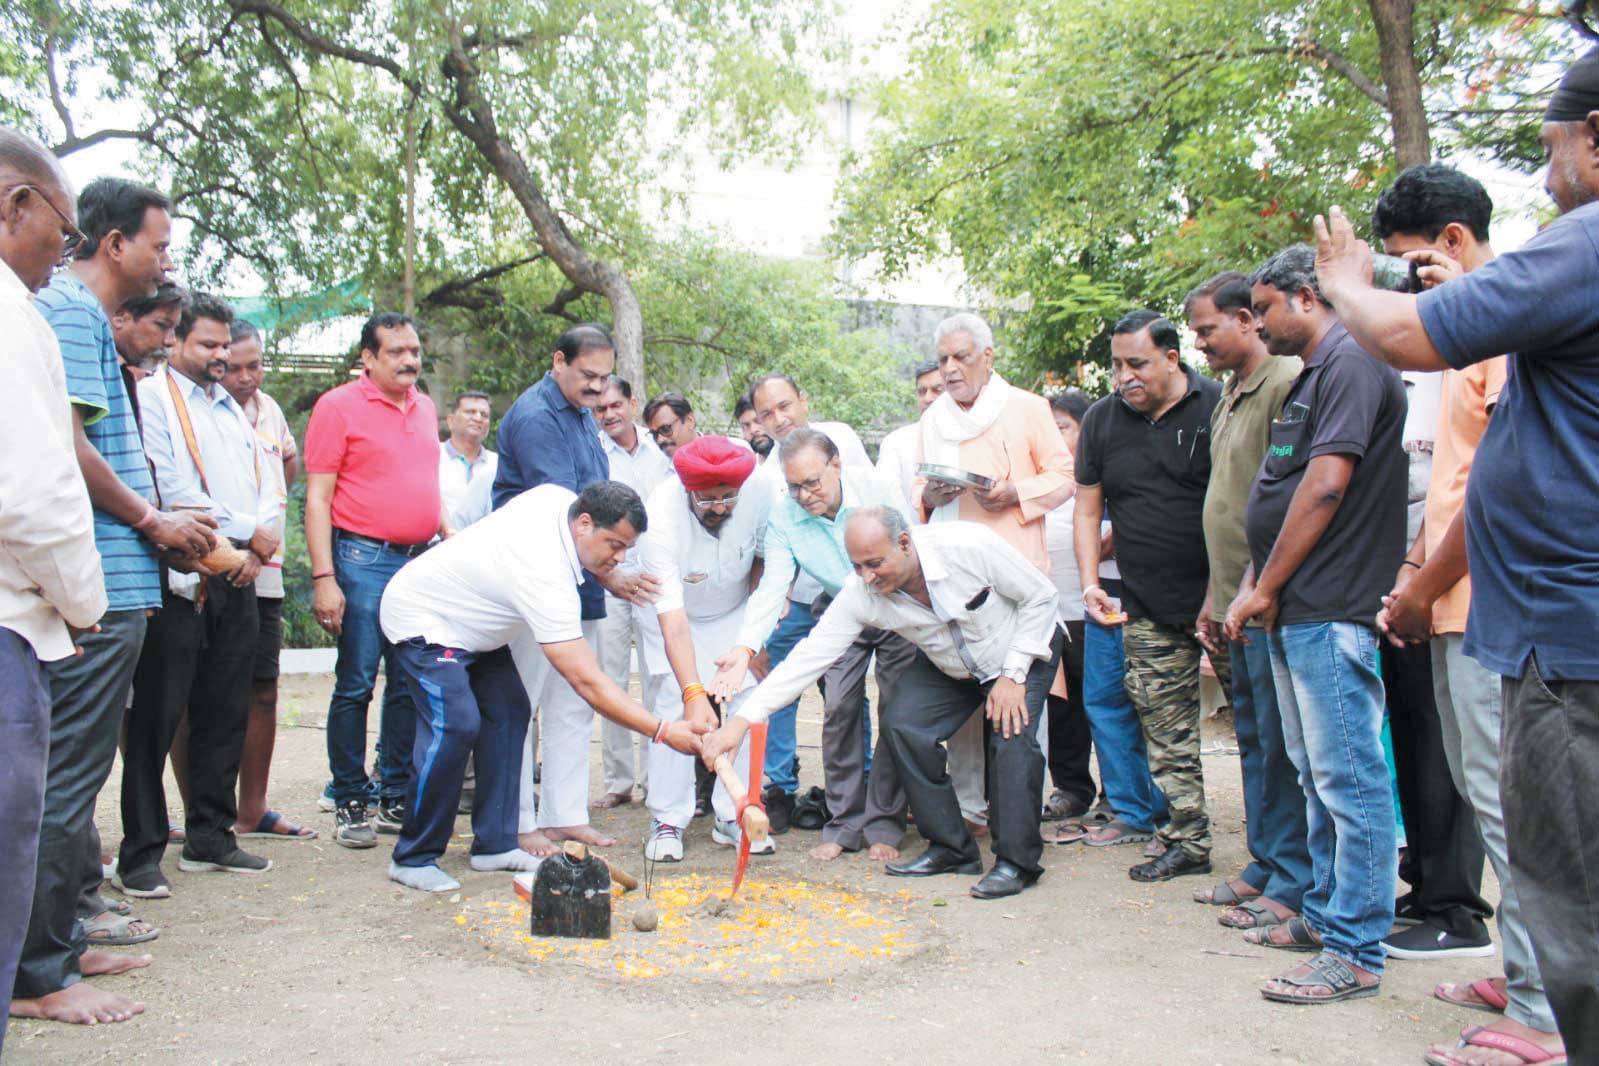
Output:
top-left (703, 507), bottom-right (1063, 899)
top-left (377, 481), bottom-right (708, 892)
top-left (633, 436), bottom-right (775, 860)
top-left (1311, 45), bottom-right (1599, 1058)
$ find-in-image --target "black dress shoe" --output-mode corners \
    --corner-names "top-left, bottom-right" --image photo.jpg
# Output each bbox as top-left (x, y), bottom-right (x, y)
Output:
top-left (1129, 846), bottom-right (1212, 882)
top-left (970, 860), bottom-right (1042, 899)
top-left (885, 849), bottom-right (984, 878)
top-left (763, 785), bottom-right (794, 835)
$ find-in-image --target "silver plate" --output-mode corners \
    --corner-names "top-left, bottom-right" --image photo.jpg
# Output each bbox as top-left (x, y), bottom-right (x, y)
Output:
top-left (916, 463), bottom-right (995, 490)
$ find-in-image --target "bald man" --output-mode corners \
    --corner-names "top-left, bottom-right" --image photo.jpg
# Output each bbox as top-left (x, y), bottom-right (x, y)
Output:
top-left (0, 128), bottom-right (118, 1040)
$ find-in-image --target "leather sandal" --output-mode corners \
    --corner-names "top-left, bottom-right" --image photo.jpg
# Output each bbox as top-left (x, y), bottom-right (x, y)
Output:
top-left (1261, 952), bottom-right (1380, 1005)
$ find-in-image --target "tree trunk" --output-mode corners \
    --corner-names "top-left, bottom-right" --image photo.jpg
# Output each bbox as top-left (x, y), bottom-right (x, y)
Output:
top-left (1367, 0), bottom-right (1431, 168)
top-left (438, 35), bottom-right (645, 393)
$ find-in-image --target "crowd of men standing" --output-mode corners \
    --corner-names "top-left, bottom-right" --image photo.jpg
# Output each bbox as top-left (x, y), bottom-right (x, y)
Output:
top-left (4, 43), bottom-right (1599, 1066)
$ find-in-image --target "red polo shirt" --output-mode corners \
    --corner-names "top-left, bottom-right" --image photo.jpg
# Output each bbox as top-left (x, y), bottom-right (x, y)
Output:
top-left (304, 374), bottom-right (442, 544)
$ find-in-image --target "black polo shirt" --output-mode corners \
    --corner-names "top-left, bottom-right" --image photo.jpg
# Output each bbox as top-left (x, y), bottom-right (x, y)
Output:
top-left (1245, 323), bottom-right (1407, 626)
top-left (1076, 366), bottom-right (1220, 625)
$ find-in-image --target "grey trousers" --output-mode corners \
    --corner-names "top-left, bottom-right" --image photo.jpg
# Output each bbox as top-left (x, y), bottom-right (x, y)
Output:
top-left (1432, 635), bottom-right (1556, 1033)
top-left (15, 609), bottom-right (147, 999)
top-left (0, 628), bottom-right (51, 1054)
top-left (1500, 656), bottom-right (1599, 1062)
top-left (819, 627), bottom-right (918, 850)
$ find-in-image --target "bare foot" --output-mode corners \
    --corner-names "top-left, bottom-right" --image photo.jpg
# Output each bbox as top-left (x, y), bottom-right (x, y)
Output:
top-left (518, 831), bottom-right (561, 857)
top-left (543, 824), bottom-right (617, 848)
top-left (867, 843), bottom-right (900, 861)
top-left (590, 791), bottom-right (632, 810)
top-left (1423, 1017), bottom-right (1565, 1065)
top-left (79, 950), bottom-right (152, 977)
top-left (808, 842), bottom-right (845, 861)
top-left (9, 982), bottom-right (146, 1025)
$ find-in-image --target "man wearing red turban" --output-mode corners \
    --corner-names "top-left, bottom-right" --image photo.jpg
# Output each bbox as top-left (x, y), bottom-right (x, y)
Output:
top-left (630, 436), bottom-right (777, 861)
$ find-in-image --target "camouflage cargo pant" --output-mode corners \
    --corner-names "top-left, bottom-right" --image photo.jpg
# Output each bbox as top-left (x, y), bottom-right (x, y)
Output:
top-left (1122, 618), bottom-right (1211, 858)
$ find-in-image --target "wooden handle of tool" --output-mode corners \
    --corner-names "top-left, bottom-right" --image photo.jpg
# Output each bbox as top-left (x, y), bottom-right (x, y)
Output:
top-left (712, 754), bottom-right (770, 844)
top-left (599, 856), bottom-right (638, 892)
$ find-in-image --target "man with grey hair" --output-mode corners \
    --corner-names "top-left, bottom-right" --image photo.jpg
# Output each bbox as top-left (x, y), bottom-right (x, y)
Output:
top-left (710, 428), bottom-right (917, 862)
top-left (703, 505), bottom-right (1064, 899)
top-left (1221, 243), bottom-right (1406, 1005)
top-left (913, 311), bottom-right (1073, 839)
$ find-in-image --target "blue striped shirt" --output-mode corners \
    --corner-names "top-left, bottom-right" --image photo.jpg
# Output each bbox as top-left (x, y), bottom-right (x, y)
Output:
top-left (36, 276), bottom-right (160, 611)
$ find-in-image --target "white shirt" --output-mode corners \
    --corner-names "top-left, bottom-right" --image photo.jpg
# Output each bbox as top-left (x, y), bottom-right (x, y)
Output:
top-left (380, 484), bottom-right (584, 651)
top-left (736, 522), bottom-right (1061, 723)
top-left (1044, 504), bottom-right (1084, 623)
top-left (0, 260), bottom-right (106, 660)
top-left (138, 365), bottom-right (278, 543)
top-left (759, 419), bottom-right (872, 603)
top-left (243, 390), bottom-right (296, 598)
top-left (633, 476), bottom-right (772, 677)
top-left (874, 422), bottom-right (921, 512)
top-left (602, 429), bottom-right (674, 577)
top-left (439, 440), bottom-right (498, 531)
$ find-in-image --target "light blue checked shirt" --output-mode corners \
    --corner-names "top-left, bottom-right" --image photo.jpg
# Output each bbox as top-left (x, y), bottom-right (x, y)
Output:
top-left (735, 464), bottom-right (909, 651)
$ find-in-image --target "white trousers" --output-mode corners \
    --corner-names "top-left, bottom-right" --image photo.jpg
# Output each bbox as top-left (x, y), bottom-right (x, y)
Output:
top-left (511, 617), bottom-right (602, 832)
top-left (598, 598), bottom-right (660, 795)
top-left (645, 678), bottom-right (752, 829)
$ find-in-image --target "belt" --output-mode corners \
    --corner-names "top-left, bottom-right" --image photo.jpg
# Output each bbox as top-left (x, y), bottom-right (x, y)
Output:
top-left (337, 531), bottom-right (430, 557)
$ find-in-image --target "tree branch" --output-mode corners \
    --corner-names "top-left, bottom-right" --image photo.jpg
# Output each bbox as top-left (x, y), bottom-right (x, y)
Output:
top-left (226, 0), bottom-right (417, 91)
top-left (541, 285), bottom-right (586, 322)
top-left (421, 253), bottom-right (545, 307)
top-left (43, 34), bottom-right (75, 142)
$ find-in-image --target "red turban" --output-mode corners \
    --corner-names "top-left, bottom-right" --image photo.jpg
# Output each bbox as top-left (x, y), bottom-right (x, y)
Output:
top-left (674, 434), bottom-right (756, 493)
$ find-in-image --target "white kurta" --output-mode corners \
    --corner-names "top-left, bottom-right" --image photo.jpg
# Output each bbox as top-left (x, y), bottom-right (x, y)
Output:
top-left (634, 478), bottom-right (772, 827)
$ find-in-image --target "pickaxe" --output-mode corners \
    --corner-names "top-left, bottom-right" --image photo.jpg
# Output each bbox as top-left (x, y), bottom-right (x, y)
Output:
top-left (710, 721), bottom-right (769, 898)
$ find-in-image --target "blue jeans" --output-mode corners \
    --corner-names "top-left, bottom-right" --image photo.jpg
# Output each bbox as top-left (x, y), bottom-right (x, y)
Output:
top-left (1230, 635), bottom-right (1312, 912)
top-left (761, 599), bottom-right (816, 795)
top-left (1267, 622), bottom-right (1397, 975)
top-left (389, 642), bottom-right (528, 867)
top-left (1081, 621), bottom-right (1167, 832)
top-left (327, 531), bottom-right (417, 804)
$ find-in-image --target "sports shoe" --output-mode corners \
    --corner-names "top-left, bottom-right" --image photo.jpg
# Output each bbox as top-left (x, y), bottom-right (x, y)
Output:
top-left (712, 818), bottom-right (775, 855)
top-left (113, 866), bottom-right (171, 899)
top-left (373, 799), bottom-right (406, 834)
top-left (1382, 922), bottom-right (1495, 960)
top-left (177, 846), bottom-right (272, 874)
top-left (317, 780), bottom-right (337, 813)
top-left (763, 785), bottom-right (794, 835)
top-left (643, 820), bottom-right (684, 862)
top-left (334, 799), bottom-right (378, 849)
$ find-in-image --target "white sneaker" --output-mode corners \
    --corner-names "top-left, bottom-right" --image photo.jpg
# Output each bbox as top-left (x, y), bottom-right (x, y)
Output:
top-left (712, 818), bottom-right (775, 855)
top-left (643, 820), bottom-right (684, 862)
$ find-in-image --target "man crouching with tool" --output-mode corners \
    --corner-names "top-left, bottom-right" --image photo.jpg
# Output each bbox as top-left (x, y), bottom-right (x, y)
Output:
top-left (378, 481), bottom-right (709, 893)
top-left (701, 506), bottom-right (1064, 899)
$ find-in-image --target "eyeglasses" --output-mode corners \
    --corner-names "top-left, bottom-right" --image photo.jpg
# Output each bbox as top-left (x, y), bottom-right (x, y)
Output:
top-left (649, 418), bottom-right (681, 441)
top-left (9, 184), bottom-right (87, 266)
top-left (787, 476), bottom-right (828, 498)
top-left (689, 491), bottom-right (739, 510)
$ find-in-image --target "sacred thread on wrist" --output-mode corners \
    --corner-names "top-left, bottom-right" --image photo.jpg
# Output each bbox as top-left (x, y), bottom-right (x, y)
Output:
top-left (681, 682), bottom-right (708, 704)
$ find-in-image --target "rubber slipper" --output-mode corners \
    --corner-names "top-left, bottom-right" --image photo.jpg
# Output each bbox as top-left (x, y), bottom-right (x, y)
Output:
top-left (82, 910), bottom-right (160, 946)
top-left (1424, 1026), bottom-right (1568, 1066)
top-left (1046, 821), bottom-right (1088, 845)
top-left (1261, 952), bottom-right (1380, 1005)
top-left (168, 822), bottom-right (186, 844)
top-left (239, 810), bottom-right (318, 839)
top-left (1219, 898), bottom-right (1292, 930)
top-left (1193, 878), bottom-right (1262, 906)
top-left (1081, 820), bottom-right (1154, 848)
top-left (1433, 978), bottom-right (1509, 1014)
top-left (1244, 915), bottom-right (1322, 951)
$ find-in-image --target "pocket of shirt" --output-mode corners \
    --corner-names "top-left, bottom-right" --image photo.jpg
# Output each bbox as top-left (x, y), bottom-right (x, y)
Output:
top-left (1261, 416), bottom-right (1312, 480)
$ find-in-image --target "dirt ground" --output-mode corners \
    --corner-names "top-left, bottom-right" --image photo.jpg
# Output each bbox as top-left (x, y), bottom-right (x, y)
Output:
top-left (8, 672), bottom-right (1498, 1065)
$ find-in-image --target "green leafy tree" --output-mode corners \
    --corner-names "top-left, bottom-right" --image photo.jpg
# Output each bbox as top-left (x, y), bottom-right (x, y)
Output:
top-left (833, 0), bottom-right (1582, 380)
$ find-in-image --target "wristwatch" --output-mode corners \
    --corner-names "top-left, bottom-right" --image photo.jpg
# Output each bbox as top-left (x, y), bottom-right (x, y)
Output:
top-left (1000, 664), bottom-right (1029, 684)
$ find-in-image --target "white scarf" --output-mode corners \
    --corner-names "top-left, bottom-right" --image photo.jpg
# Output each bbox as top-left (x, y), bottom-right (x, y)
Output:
top-left (920, 372), bottom-right (1011, 522)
